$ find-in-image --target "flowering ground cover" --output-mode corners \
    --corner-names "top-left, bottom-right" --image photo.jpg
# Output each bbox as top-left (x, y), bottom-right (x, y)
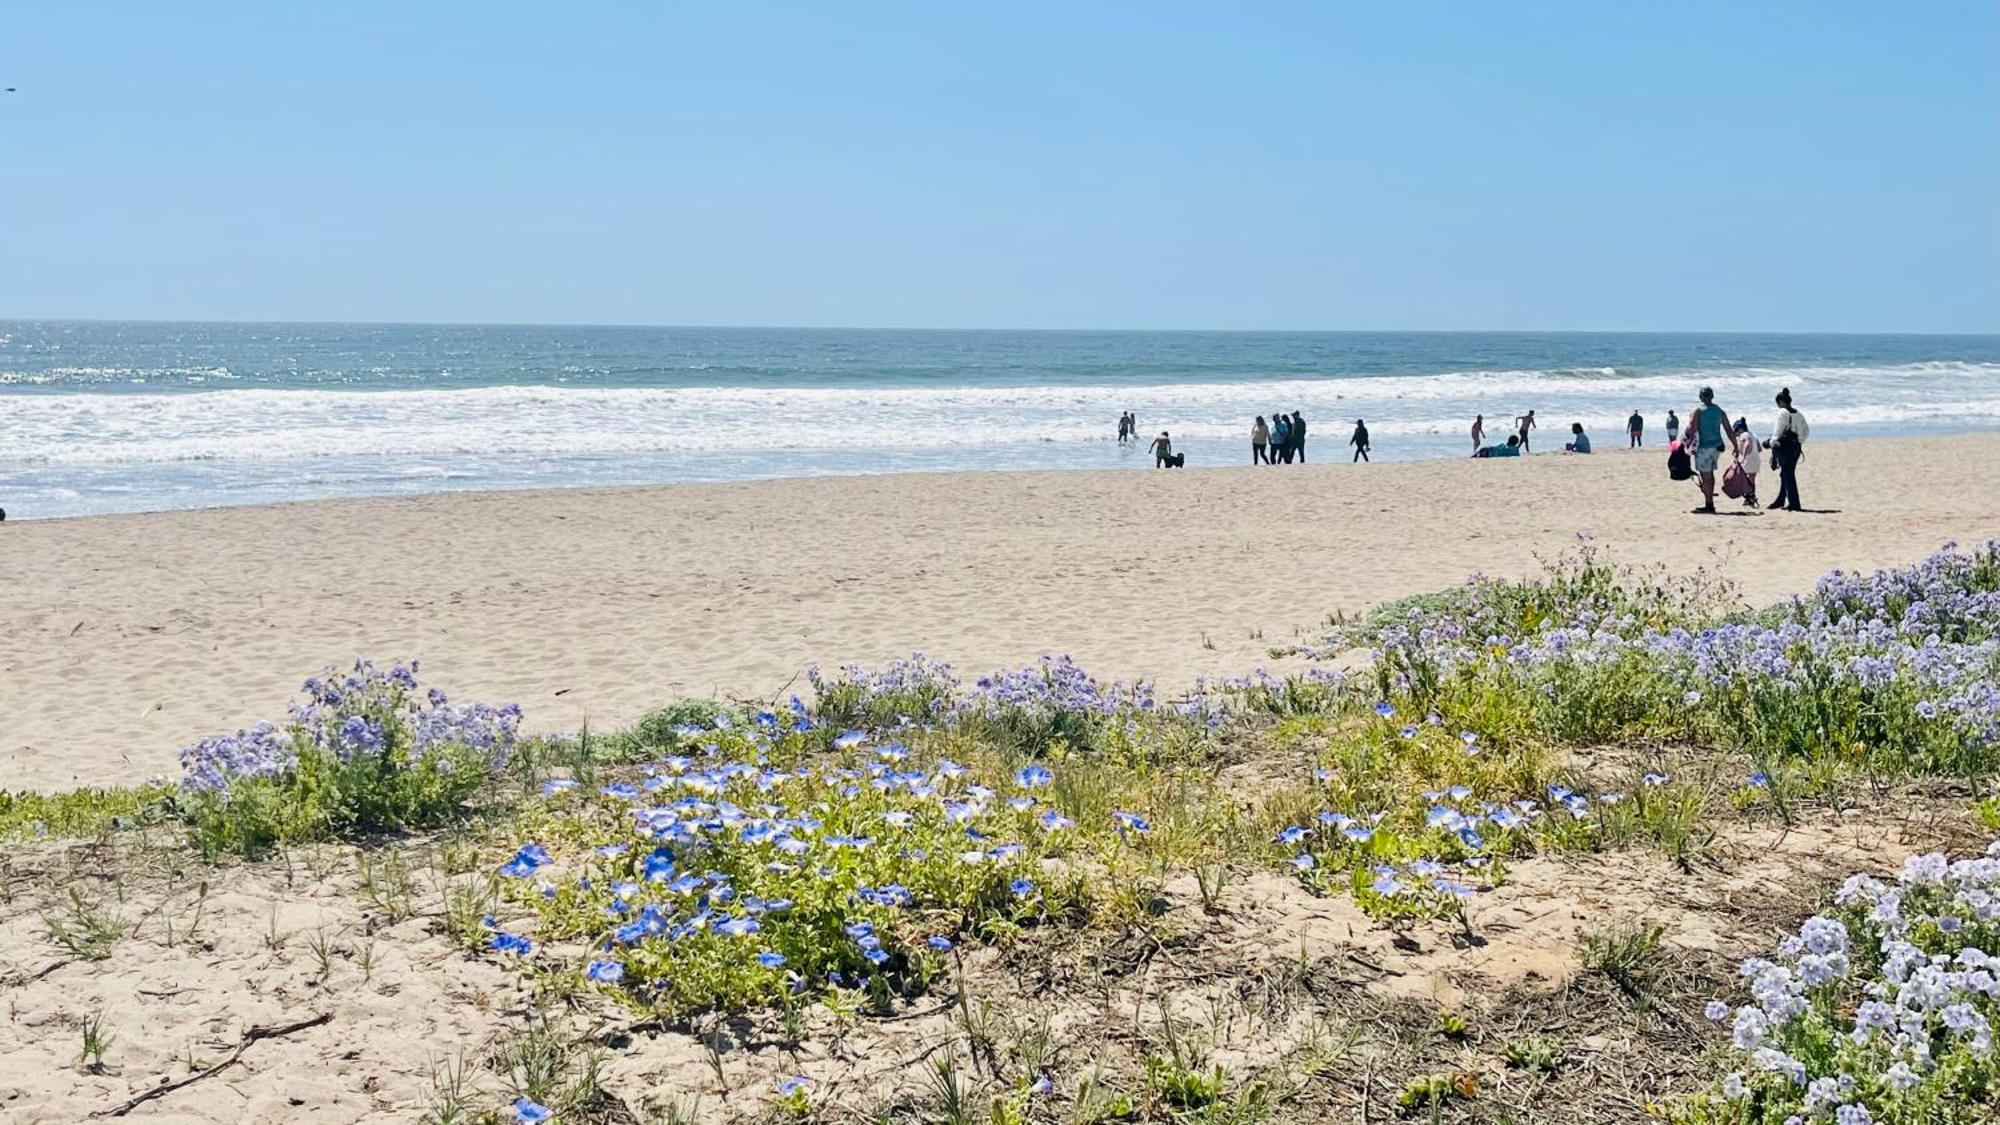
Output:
top-left (2, 543), bottom-right (1997, 1123)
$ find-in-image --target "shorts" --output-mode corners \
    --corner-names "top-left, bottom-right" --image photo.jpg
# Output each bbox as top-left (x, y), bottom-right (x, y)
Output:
top-left (1693, 445), bottom-right (1722, 474)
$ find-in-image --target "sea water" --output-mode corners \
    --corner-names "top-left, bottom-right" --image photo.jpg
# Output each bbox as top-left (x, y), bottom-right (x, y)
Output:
top-left (1, 322), bottom-right (1994, 519)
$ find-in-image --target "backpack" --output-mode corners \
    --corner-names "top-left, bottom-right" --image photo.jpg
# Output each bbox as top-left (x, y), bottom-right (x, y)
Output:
top-left (1667, 440), bottom-right (1692, 482)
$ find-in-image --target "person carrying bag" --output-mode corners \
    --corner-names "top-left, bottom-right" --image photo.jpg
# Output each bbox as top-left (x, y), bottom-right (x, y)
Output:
top-left (1764, 387), bottom-right (1808, 511)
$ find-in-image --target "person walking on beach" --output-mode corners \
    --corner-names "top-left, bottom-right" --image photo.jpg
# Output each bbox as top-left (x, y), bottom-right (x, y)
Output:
top-left (1515, 410), bottom-right (1537, 453)
top-left (1682, 387), bottom-right (1732, 514)
top-left (1730, 418), bottom-right (1760, 507)
top-left (1291, 412), bottom-right (1307, 462)
top-left (1149, 431), bottom-right (1173, 468)
top-left (1251, 415), bottom-right (1270, 464)
top-left (1565, 423), bottom-right (1592, 453)
top-left (1272, 413), bottom-right (1293, 464)
top-left (1765, 387), bottom-right (1809, 510)
top-left (1665, 409), bottom-right (1680, 445)
top-left (1349, 418), bottom-right (1371, 462)
top-left (1470, 414), bottom-right (1485, 453)
top-left (1627, 410), bottom-right (1644, 448)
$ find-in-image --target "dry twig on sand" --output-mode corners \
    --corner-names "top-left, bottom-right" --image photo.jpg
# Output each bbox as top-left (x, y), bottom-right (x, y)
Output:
top-left (91, 1012), bottom-right (332, 1118)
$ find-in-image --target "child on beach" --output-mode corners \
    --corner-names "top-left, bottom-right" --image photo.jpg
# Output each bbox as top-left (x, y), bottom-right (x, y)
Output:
top-left (1471, 414), bottom-right (1485, 452)
top-left (1730, 418), bottom-right (1760, 507)
top-left (1515, 410), bottom-right (1536, 453)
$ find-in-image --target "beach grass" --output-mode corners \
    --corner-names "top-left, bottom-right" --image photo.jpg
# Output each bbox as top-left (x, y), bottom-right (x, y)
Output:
top-left (6, 543), bottom-right (1999, 1122)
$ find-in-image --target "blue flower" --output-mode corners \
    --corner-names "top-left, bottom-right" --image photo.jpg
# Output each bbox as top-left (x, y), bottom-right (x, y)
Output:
top-left (1289, 853), bottom-right (1315, 872)
top-left (756, 950), bottom-right (788, 968)
top-left (1014, 764), bottom-right (1054, 789)
top-left (490, 931), bottom-right (534, 956)
top-left (585, 959), bottom-right (624, 983)
top-left (1374, 701), bottom-right (1395, 718)
top-left (1009, 877), bottom-right (1036, 897)
top-left (778, 1076), bottom-right (812, 1097)
top-left (1112, 810), bottom-right (1152, 834)
top-left (514, 1097), bottom-right (553, 1122)
top-left (927, 935), bottom-right (954, 951)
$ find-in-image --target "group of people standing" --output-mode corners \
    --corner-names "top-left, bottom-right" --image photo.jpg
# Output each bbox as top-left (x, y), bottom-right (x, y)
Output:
top-left (1465, 389), bottom-right (1811, 514)
top-left (1121, 388), bottom-right (1812, 502)
top-left (1674, 386), bottom-right (1810, 513)
top-left (1250, 412), bottom-right (1309, 463)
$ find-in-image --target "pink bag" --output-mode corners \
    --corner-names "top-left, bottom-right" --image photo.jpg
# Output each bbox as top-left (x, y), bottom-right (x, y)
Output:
top-left (1721, 462), bottom-right (1749, 499)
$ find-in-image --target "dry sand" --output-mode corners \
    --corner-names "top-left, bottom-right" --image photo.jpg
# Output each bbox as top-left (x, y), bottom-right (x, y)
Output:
top-left (4, 432), bottom-right (1996, 793)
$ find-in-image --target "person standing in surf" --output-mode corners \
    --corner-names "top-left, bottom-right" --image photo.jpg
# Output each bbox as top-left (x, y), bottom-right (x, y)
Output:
top-left (1627, 410), bottom-right (1644, 448)
top-left (1471, 414), bottom-right (1485, 453)
top-left (1515, 410), bottom-right (1537, 453)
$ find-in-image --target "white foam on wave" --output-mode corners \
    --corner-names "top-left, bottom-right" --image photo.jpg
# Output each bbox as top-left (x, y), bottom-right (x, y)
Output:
top-left (2, 362), bottom-right (1995, 467)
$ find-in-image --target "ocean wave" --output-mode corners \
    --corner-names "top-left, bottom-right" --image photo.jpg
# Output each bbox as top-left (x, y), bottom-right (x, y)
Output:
top-left (3, 369), bottom-right (1997, 466)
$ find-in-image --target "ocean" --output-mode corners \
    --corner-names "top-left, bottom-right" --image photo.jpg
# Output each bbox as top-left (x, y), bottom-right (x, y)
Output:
top-left (2, 321), bottom-right (1995, 520)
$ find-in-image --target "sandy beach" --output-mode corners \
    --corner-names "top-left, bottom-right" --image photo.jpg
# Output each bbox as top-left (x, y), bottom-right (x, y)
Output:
top-left (3, 432), bottom-right (1996, 794)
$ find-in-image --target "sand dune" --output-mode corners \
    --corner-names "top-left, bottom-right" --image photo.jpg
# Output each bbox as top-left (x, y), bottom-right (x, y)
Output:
top-left (3, 433), bottom-right (1995, 793)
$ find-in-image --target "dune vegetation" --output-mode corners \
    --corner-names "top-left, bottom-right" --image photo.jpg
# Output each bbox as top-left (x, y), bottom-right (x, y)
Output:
top-left (6, 543), bottom-right (1998, 1124)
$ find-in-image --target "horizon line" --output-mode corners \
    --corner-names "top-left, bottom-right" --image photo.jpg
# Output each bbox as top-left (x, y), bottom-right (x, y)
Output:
top-left (4, 315), bottom-right (1997, 338)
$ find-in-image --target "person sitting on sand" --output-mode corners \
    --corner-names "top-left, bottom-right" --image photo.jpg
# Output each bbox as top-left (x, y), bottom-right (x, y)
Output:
top-left (1683, 387), bottom-right (1733, 514)
top-left (1470, 414), bottom-right (1485, 452)
top-left (1349, 418), bottom-right (1370, 462)
top-left (1474, 434), bottom-right (1522, 458)
top-left (1627, 410), bottom-right (1644, 448)
top-left (1564, 423), bottom-right (1592, 453)
top-left (1149, 431), bottom-right (1173, 468)
top-left (1251, 415), bottom-right (1270, 464)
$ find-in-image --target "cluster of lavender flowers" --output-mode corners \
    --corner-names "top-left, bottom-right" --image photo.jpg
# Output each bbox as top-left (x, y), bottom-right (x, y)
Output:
top-left (1685, 842), bottom-right (2000, 1123)
top-left (1365, 544), bottom-right (2000, 762)
top-left (806, 652), bottom-right (960, 727)
top-left (812, 652), bottom-right (1199, 750)
top-left (958, 654), bottom-right (1155, 726)
top-left (178, 659), bottom-right (521, 792)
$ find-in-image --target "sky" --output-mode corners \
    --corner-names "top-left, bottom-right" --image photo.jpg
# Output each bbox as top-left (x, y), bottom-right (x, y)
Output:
top-left (2, 3), bottom-right (1996, 332)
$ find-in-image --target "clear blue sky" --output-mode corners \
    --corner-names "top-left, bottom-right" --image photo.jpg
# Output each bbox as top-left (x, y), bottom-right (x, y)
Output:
top-left (3, 3), bottom-right (1995, 331)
